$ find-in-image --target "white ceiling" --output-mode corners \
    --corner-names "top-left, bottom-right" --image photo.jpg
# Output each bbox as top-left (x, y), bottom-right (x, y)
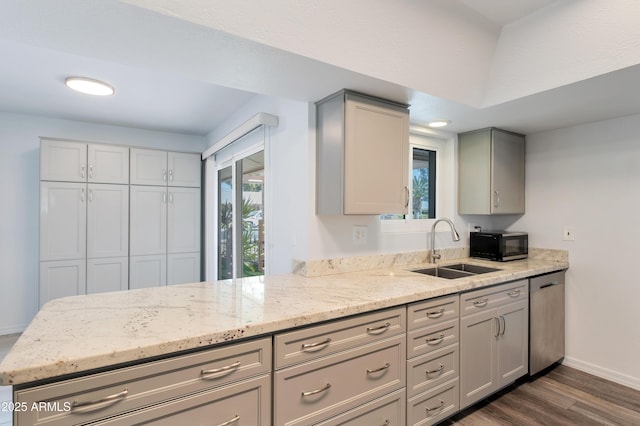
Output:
top-left (0, 0), bottom-right (639, 137)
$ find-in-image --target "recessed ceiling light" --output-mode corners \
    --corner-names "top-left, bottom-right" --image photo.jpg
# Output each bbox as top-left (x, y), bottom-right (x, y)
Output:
top-left (428, 120), bottom-right (451, 128)
top-left (65, 77), bottom-right (115, 96)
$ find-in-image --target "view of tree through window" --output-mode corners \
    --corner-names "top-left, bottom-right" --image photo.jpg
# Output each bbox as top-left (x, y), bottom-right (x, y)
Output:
top-left (382, 147), bottom-right (436, 220)
top-left (217, 151), bottom-right (265, 279)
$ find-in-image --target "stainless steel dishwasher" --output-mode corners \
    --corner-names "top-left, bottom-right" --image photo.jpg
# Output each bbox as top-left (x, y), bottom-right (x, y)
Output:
top-left (529, 270), bottom-right (566, 375)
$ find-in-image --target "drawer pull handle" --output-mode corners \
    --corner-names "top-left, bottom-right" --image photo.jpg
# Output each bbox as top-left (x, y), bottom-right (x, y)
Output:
top-left (71, 389), bottom-right (128, 412)
top-left (301, 382), bottom-right (331, 397)
top-left (301, 337), bottom-right (331, 352)
top-left (473, 298), bottom-right (488, 307)
top-left (425, 364), bottom-right (445, 375)
top-left (200, 361), bottom-right (241, 379)
top-left (426, 334), bottom-right (445, 345)
top-left (367, 322), bottom-right (391, 335)
top-left (508, 289), bottom-right (521, 297)
top-left (217, 414), bottom-right (240, 426)
top-left (426, 308), bottom-right (445, 319)
top-left (366, 362), bottom-right (391, 374)
top-left (426, 399), bottom-right (445, 413)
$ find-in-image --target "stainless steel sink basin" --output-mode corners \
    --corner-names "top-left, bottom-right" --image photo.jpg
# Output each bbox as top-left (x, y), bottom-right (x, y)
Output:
top-left (411, 263), bottom-right (501, 279)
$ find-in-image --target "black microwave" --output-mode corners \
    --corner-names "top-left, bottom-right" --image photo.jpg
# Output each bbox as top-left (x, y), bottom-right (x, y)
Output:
top-left (470, 231), bottom-right (528, 261)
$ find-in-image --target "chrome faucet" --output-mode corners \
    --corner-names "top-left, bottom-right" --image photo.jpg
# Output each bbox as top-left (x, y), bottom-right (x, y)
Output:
top-left (430, 218), bottom-right (461, 263)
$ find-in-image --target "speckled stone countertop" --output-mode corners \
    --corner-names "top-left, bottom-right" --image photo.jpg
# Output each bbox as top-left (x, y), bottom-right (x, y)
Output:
top-left (0, 256), bottom-right (567, 386)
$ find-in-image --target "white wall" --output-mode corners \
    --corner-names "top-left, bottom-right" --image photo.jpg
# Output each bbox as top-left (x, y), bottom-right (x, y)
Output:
top-left (0, 112), bottom-right (205, 334)
top-left (506, 113), bottom-right (640, 389)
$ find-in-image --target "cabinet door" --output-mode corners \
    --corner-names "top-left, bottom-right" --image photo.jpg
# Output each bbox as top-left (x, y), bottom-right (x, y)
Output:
top-left (130, 255), bottom-right (167, 289)
top-left (40, 260), bottom-right (86, 306)
top-left (344, 97), bottom-right (409, 214)
top-left (168, 152), bottom-right (201, 187)
top-left (167, 253), bottom-right (200, 285)
top-left (87, 184), bottom-right (129, 258)
top-left (167, 187), bottom-right (201, 254)
top-left (87, 257), bottom-right (128, 294)
top-left (130, 148), bottom-right (168, 186)
top-left (40, 139), bottom-right (87, 182)
top-left (88, 144), bottom-right (129, 184)
top-left (40, 182), bottom-right (87, 261)
top-left (491, 130), bottom-right (525, 214)
top-left (130, 186), bottom-right (167, 256)
top-left (496, 300), bottom-right (529, 385)
top-left (459, 309), bottom-right (498, 409)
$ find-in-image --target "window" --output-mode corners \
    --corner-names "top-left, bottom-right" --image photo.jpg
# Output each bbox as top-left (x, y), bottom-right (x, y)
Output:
top-left (381, 131), bottom-right (454, 230)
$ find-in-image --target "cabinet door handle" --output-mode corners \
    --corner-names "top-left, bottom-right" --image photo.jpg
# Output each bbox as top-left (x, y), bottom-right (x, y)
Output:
top-left (88, 164), bottom-right (94, 179)
top-left (80, 163), bottom-right (86, 179)
top-left (169, 193), bottom-right (174, 204)
top-left (301, 337), bottom-right (331, 352)
top-left (366, 362), bottom-right (390, 374)
top-left (473, 298), bottom-right (488, 308)
top-left (494, 190), bottom-right (500, 208)
top-left (425, 399), bottom-right (444, 413)
top-left (80, 188), bottom-right (85, 202)
top-left (217, 414), bottom-right (240, 426)
top-left (169, 169), bottom-right (174, 182)
top-left (200, 361), bottom-right (241, 379)
top-left (404, 186), bottom-right (409, 209)
top-left (426, 308), bottom-right (445, 319)
top-left (494, 317), bottom-right (501, 337)
top-left (425, 364), bottom-right (445, 375)
top-left (88, 189), bottom-right (93, 202)
top-left (71, 389), bottom-right (128, 412)
top-left (301, 382), bottom-right (331, 397)
top-left (162, 192), bottom-right (167, 204)
top-left (218, 414), bottom-right (240, 426)
top-left (500, 315), bottom-right (506, 336)
top-left (426, 333), bottom-right (444, 345)
top-left (367, 322), bottom-right (391, 335)
top-left (507, 289), bottom-right (521, 297)
top-left (162, 169), bottom-right (167, 181)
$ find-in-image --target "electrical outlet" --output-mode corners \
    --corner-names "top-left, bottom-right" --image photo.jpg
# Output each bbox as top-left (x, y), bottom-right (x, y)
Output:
top-left (562, 226), bottom-right (576, 241)
top-left (352, 225), bottom-right (368, 245)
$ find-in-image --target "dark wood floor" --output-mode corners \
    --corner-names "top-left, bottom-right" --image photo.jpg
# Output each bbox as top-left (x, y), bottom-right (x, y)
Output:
top-left (443, 365), bottom-right (640, 426)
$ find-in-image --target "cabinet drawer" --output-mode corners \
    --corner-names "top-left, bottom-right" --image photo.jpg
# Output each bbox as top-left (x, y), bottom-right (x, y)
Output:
top-left (408, 295), bottom-right (458, 330)
top-left (407, 343), bottom-right (459, 398)
top-left (275, 307), bottom-right (405, 369)
top-left (461, 280), bottom-right (528, 315)
top-left (274, 335), bottom-right (405, 426)
top-left (15, 337), bottom-right (271, 426)
top-left (407, 379), bottom-right (459, 426)
top-left (316, 389), bottom-right (406, 426)
top-left (407, 319), bottom-right (458, 359)
top-left (93, 374), bottom-right (270, 425)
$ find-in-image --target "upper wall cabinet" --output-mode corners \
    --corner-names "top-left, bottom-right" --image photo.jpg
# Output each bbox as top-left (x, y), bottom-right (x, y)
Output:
top-left (458, 128), bottom-right (525, 215)
top-left (131, 149), bottom-right (201, 187)
top-left (316, 90), bottom-right (409, 215)
top-left (40, 139), bottom-right (129, 184)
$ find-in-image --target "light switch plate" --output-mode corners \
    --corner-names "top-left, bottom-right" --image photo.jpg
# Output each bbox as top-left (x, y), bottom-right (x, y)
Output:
top-left (562, 226), bottom-right (576, 241)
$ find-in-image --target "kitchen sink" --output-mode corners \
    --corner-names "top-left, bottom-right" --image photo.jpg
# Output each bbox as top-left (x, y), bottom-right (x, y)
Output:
top-left (411, 263), bottom-right (501, 279)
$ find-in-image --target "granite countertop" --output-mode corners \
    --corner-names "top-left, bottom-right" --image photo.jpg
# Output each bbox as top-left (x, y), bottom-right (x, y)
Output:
top-left (0, 256), bottom-right (568, 386)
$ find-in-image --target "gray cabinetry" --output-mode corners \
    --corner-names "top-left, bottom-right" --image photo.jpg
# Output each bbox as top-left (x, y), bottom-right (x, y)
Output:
top-left (406, 295), bottom-right (460, 426)
top-left (458, 128), bottom-right (525, 214)
top-left (459, 280), bottom-right (529, 409)
top-left (316, 90), bottom-right (409, 215)
top-left (274, 307), bottom-right (407, 425)
top-left (14, 337), bottom-right (271, 425)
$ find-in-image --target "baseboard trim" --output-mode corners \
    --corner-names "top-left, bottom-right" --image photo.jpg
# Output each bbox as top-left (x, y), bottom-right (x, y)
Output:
top-left (0, 324), bottom-right (26, 336)
top-left (562, 356), bottom-right (640, 391)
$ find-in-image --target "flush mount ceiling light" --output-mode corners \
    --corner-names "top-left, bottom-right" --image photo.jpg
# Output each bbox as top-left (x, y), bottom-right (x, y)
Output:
top-left (427, 120), bottom-right (451, 128)
top-left (65, 77), bottom-right (115, 96)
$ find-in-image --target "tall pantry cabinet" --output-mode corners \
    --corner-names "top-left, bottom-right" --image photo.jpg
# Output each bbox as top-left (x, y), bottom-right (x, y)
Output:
top-left (39, 140), bottom-right (202, 306)
top-left (129, 149), bottom-right (201, 289)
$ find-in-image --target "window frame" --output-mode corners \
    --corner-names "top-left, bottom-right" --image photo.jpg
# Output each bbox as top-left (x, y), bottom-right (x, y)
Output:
top-left (381, 127), bottom-right (455, 234)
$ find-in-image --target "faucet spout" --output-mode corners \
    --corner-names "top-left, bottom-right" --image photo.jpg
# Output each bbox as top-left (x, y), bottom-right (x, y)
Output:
top-left (430, 217), bottom-right (460, 263)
